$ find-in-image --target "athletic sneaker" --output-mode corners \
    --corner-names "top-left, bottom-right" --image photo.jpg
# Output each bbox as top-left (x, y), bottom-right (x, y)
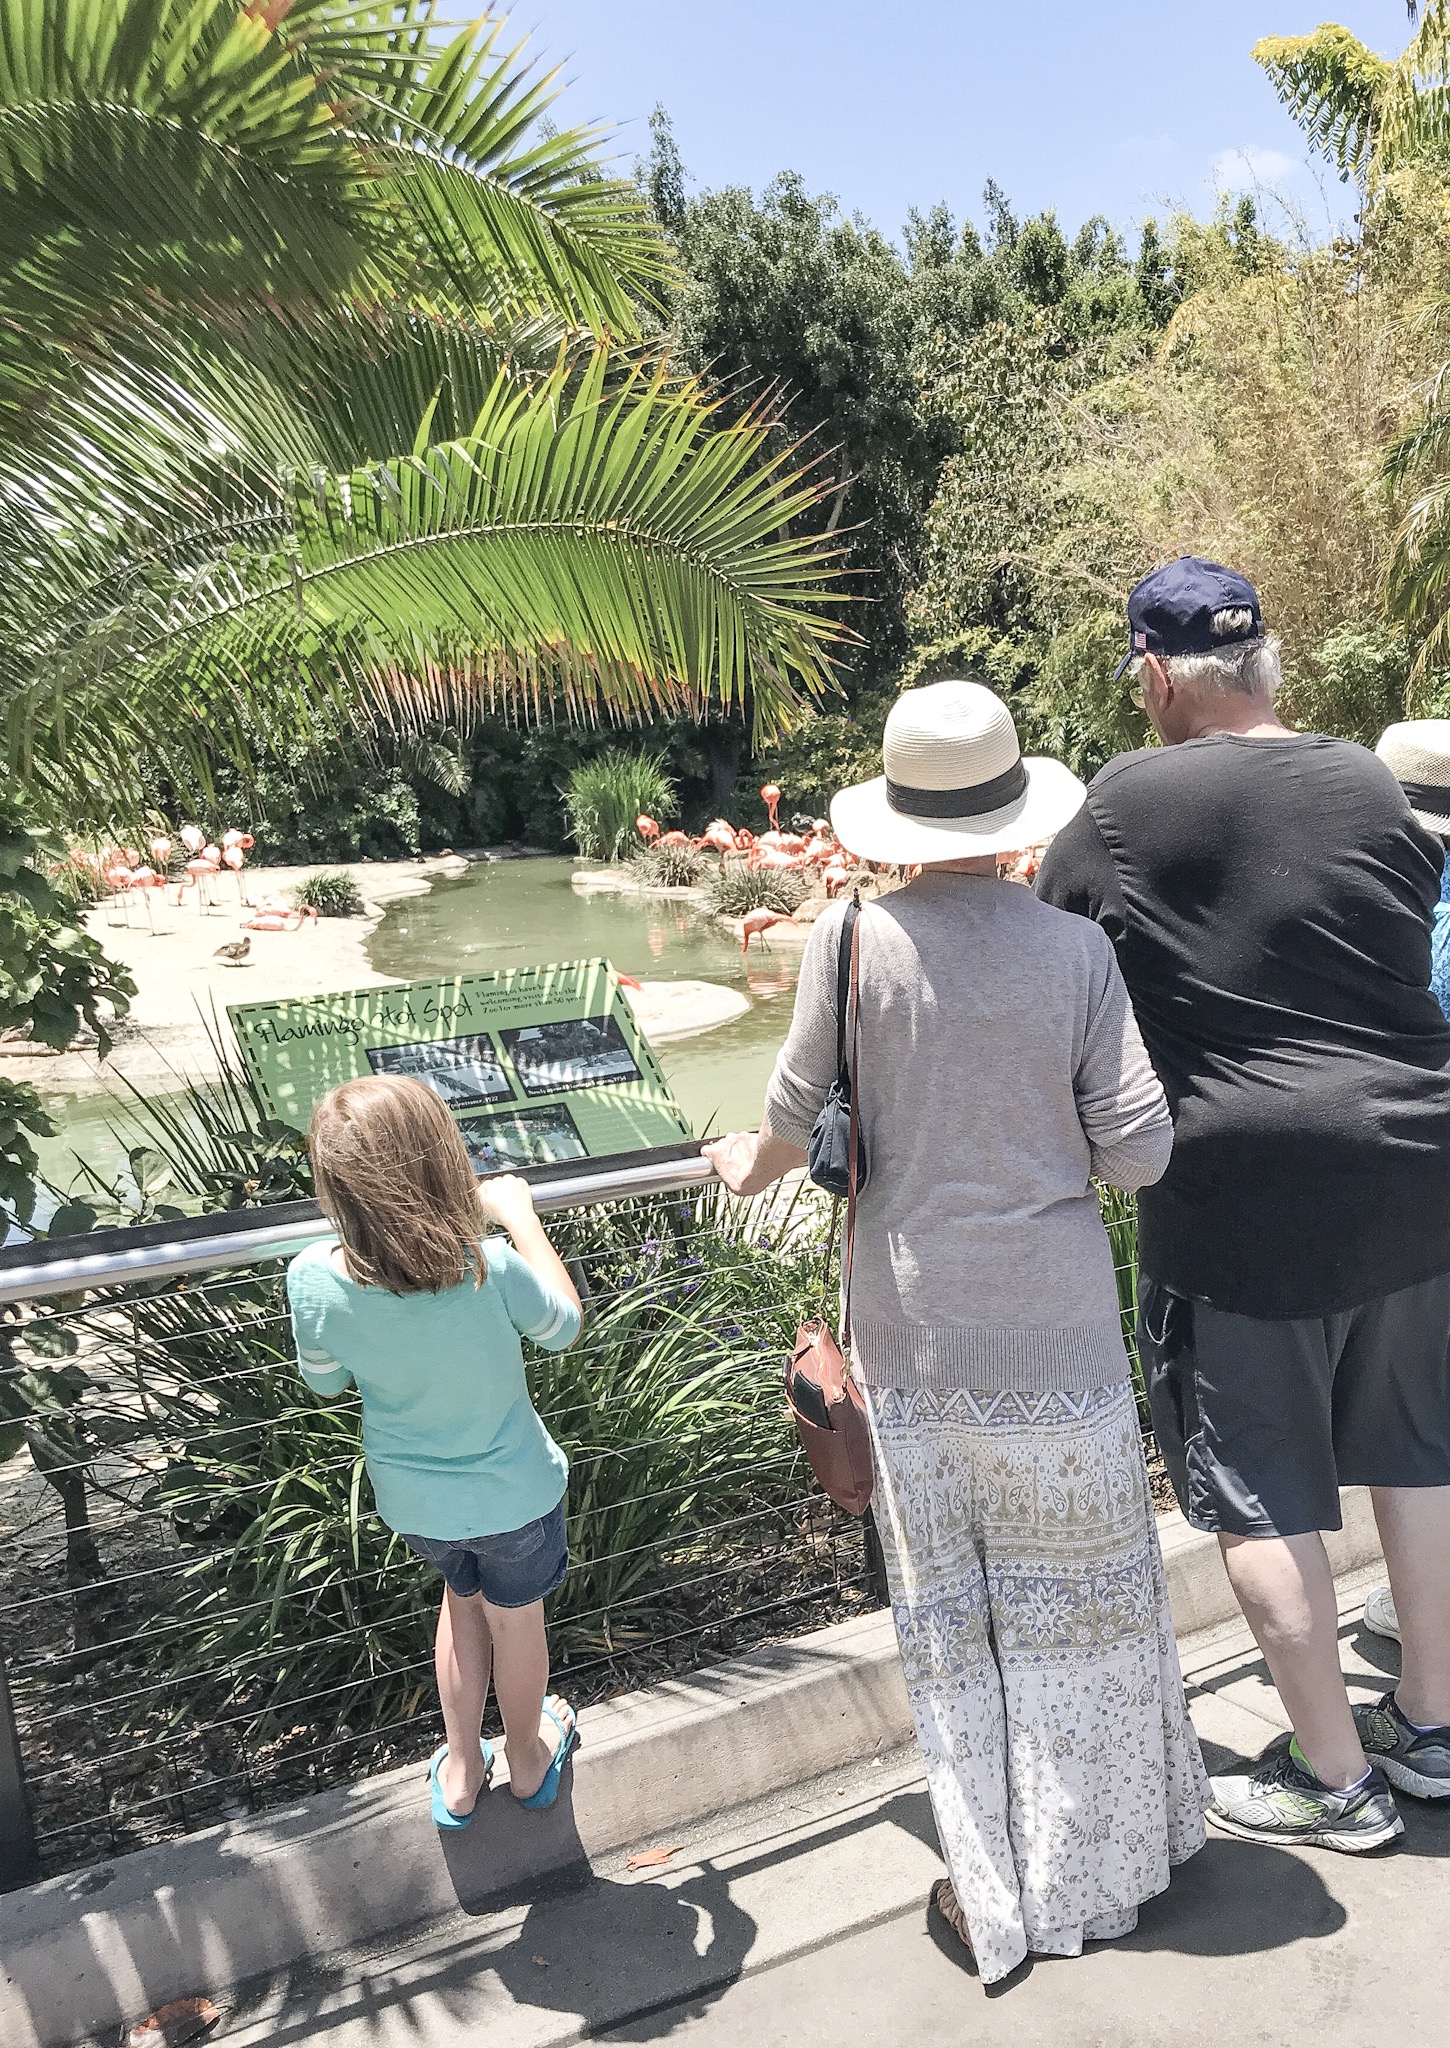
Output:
top-left (1362, 1584), bottom-right (1401, 1644)
top-left (1353, 1691), bottom-right (1450, 1800)
top-left (1208, 1745), bottom-right (1404, 1852)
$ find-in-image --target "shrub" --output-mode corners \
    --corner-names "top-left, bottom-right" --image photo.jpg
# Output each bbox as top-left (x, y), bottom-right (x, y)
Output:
top-left (706, 860), bottom-right (813, 916)
top-left (563, 750), bottom-right (676, 862)
top-left (630, 840), bottom-right (708, 889)
top-left (292, 871), bottom-right (365, 918)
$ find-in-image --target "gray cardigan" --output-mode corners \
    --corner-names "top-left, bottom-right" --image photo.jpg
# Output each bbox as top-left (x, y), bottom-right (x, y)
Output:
top-left (762, 871), bottom-right (1173, 1392)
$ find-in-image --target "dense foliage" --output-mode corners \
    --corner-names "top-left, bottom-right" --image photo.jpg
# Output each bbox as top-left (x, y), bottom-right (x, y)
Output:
top-left (0, 793), bottom-right (133, 1235)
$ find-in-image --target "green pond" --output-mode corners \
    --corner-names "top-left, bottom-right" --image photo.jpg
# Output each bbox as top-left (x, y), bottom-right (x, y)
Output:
top-left (37, 857), bottom-right (801, 1205)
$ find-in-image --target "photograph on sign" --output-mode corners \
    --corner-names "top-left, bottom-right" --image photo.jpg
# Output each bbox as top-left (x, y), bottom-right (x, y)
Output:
top-left (458, 1104), bottom-right (587, 1172)
top-left (366, 1033), bottom-right (512, 1109)
top-left (500, 1017), bottom-right (643, 1096)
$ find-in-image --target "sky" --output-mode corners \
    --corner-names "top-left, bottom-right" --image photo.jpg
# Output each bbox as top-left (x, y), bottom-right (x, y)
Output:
top-left (518, 0), bottom-right (1419, 245)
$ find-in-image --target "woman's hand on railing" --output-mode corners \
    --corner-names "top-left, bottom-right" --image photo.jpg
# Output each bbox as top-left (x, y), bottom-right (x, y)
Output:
top-left (704, 1125), bottom-right (807, 1198)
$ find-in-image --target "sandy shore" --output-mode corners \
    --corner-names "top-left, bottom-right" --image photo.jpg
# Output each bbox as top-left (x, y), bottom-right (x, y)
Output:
top-left (3, 857), bottom-right (749, 1098)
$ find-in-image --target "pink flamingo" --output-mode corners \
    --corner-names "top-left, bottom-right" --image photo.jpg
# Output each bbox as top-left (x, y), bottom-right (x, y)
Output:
top-left (127, 865), bottom-right (167, 932)
top-left (760, 784), bottom-right (781, 832)
top-left (105, 861), bottom-right (136, 925)
top-left (741, 906), bottom-right (794, 955)
top-left (183, 856), bottom-right (217, 911)
top-left (180, 825), bottom-right (205, 855)
top-left (243, 903), bottom-right (318, 932)
top-left (635, 815), bottom-right (660, 843)
top-left (222, 843), bottom-right (249, 905)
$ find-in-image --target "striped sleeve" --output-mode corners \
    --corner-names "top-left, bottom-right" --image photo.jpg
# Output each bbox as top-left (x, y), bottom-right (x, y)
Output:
top-left (285, 1256), bottom-right (355, 1397)
top-left (496, 1245), bottom-right (582, 1351)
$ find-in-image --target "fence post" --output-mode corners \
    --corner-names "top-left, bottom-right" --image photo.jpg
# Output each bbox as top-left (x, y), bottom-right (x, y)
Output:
top-left (0, 1647), bottom-right (40, 1892)
top-left (862, 1505), bottom-right (890, 1608)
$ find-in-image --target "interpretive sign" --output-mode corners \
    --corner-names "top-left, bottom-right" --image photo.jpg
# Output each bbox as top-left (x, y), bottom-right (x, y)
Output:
top-left (228, 959), bottom-right (692, 1166)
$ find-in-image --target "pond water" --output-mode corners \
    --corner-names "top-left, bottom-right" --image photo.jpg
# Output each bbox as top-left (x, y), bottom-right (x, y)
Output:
top-left (35, 858), bottom-right (801, 1206)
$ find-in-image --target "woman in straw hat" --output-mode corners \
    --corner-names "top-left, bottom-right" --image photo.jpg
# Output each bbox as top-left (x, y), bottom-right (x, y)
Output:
top-left (706, 680), bottom-right (1208, 1984)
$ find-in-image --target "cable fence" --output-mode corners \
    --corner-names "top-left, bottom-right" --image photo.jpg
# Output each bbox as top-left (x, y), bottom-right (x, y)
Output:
top-left (0, 1154), bottom-right (883, 1882)
top-left (0, 1153), bottom-right (1146, 1888)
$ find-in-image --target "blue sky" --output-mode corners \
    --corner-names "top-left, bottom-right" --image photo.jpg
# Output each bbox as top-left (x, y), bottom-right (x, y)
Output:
top-left (519, 1), bottom-right (1417, 245)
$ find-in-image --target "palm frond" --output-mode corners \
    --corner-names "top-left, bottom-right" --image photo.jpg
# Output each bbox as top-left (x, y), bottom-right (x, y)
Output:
top-left (5, 348), bottom-right (850, 821)
top-left (0, 0), bottom-right (670, 443)
top-left (1252, 27), bottom-right (1395, 177)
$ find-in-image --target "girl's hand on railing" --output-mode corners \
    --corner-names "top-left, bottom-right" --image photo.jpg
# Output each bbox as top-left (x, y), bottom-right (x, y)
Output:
top-left (476, 1174), bottom-right (536, 1233)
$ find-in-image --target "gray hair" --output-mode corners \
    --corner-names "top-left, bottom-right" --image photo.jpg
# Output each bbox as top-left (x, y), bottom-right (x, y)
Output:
top-left (1134, 611), bottom-right (1283, 698)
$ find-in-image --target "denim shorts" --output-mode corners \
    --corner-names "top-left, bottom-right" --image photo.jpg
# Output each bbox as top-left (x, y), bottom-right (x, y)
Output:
top-left (403, 1500), bottom-right (569, 1606)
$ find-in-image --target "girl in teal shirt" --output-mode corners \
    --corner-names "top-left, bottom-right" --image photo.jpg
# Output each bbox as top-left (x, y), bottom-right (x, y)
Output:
top-left (287, 1075), bottom-right (583, 1826)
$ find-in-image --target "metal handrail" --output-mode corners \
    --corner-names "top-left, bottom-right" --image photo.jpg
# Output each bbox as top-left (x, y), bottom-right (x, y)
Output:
top-left (0, 1142), bottom-right (718, 1306)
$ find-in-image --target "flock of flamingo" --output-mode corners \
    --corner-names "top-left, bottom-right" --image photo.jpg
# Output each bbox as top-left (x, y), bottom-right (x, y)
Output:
top-left (637, 783), bottom-right (863, 953)
top-left (85, 828), bottom-right (315, 935)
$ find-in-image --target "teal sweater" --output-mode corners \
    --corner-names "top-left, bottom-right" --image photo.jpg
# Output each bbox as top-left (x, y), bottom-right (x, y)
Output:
top-left (286, 1236), bottom-right (580, 1540)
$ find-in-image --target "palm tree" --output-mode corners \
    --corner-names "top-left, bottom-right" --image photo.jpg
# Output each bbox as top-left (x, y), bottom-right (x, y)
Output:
top-left (1253, 4), bottom-right (1446, 184)
top-left (0, 0), bottom-right (848, 826)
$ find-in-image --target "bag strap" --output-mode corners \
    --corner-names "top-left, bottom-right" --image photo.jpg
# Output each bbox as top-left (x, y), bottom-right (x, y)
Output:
top-left (833, 892), bottom-right (861, 1084)
top-left (817, 889), bottom-right (863, 1313)
top-left (843, 899), bottom-right (862, 1352)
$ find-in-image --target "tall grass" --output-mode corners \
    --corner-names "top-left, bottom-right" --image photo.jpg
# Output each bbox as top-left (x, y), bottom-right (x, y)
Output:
top-left (293, 871), bottom-right (365, 917)
top-left (563, 749), bottom-right (676, 861)
top-left (630, 840), bottom-right (708, 889)
top-left (1098, 1182), bottom-right (1145, 1423)
top-left (705, 860), bottom-right (812, 916)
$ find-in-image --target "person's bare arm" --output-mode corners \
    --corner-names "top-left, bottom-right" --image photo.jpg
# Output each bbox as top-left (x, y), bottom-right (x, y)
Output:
top-left (704, 1122), bottom-right (808, 1198)
top-left (476, 1176), bottom-right (582, 1318)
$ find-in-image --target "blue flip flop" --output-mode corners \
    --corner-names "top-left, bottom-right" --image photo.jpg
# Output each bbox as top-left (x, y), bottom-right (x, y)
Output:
top-left (428, 1737), bottom-right (495, 1829)
top-left (518, 1701), bottom-right (578, 1811)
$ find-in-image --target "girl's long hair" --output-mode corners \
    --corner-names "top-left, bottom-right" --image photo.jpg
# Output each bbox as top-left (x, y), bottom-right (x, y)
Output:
top-left (308, 1075), bottom-right (485, 1294)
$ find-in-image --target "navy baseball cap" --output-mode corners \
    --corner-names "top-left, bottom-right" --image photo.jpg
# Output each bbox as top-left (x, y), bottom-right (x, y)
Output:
top-left (1114, 557), bottom-right (1263, 682)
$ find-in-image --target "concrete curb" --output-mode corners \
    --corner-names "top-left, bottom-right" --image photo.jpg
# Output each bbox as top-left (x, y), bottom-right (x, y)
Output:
top-left (0, 1491), bottom-right (1386, 2048)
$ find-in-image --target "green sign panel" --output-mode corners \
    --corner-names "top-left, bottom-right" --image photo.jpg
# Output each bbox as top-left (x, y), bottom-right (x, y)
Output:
top-left (228, 959), bottom-right (692, 1168)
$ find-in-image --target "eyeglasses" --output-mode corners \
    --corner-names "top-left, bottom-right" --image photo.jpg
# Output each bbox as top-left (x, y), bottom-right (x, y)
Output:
top-left (1128, 675), bottom-right (1146, 709)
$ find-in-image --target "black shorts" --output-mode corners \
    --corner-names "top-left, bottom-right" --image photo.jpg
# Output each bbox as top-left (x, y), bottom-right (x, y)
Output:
top-left (1139, 1271), bottom-right (1450, 1539)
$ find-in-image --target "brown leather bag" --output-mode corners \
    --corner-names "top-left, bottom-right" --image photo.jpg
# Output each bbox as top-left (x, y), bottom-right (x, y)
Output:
top-left (786, 907), bottom-right (874, 1517)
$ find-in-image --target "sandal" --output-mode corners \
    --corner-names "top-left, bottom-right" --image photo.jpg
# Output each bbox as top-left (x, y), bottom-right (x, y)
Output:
top-left (427, 1737), bottom-right (495, 1829)
top-left (516, 1698), bottom-right (578, 1811)
top-left (927, 1879), bottom-right (978, 1973)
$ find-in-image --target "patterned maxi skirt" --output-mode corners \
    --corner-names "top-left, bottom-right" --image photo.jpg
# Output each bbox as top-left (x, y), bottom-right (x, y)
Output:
top-left (864, 1380), bottom-right (1210, 1983)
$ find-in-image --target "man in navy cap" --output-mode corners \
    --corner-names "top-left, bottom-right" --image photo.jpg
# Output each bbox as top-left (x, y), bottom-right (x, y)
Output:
top-left (1038, 557), bottom-right (1450, 1849)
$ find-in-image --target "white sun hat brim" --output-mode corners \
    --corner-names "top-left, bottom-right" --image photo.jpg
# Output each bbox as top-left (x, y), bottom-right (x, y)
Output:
top-left (1375, 719), bottom-right (1450, 839)
top-left (830, 754), bottom-right (1086, 866)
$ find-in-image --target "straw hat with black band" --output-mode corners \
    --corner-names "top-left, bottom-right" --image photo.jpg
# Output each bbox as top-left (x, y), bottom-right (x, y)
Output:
top-left (830, 679), bottom-right (1086, 866)
top-left (1375, 720), bottom-right (1450, 840)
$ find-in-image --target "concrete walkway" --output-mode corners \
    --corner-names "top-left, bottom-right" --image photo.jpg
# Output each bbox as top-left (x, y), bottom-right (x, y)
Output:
top-left (194, 1567), bottom-right (1447, 2048)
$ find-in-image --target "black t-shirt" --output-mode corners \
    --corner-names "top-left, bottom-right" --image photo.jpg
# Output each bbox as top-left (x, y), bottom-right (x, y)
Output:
top-left (1036, 734), bottom-right (1450, 1317)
